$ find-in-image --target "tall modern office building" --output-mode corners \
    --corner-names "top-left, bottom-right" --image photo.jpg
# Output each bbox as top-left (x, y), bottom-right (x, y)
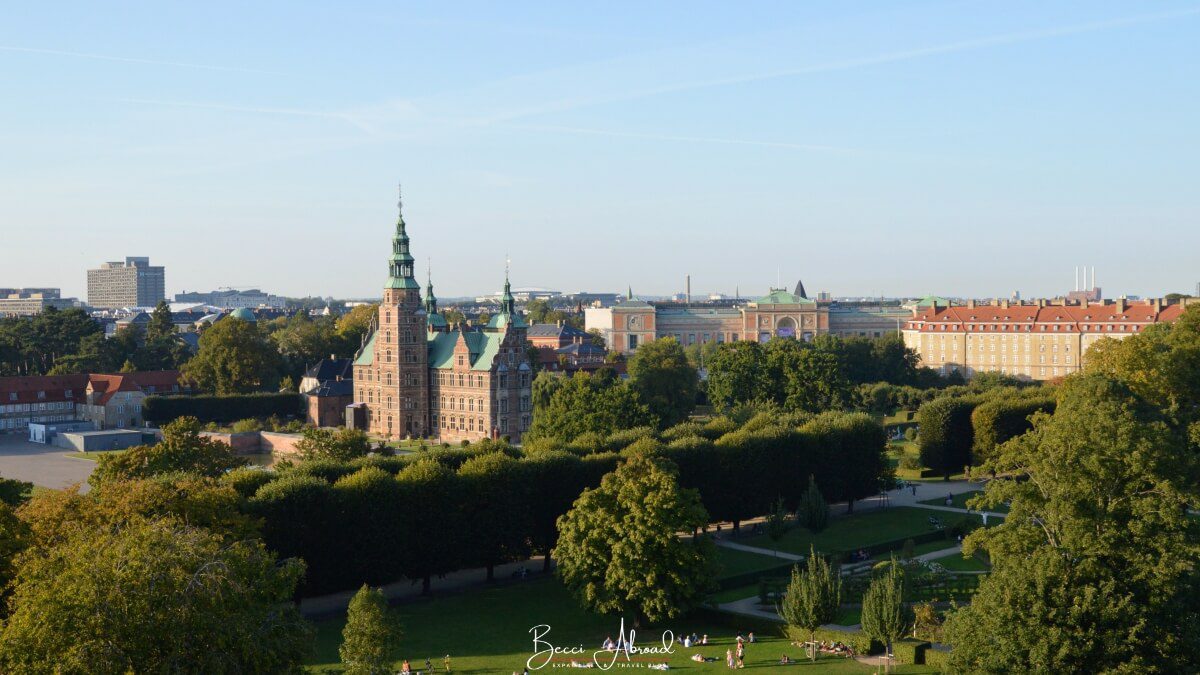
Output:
top-left (86, 257), bottom-right (166, 308)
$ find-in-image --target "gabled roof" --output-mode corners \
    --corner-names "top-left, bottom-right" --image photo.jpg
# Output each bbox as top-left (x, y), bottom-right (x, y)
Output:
top-left (486, 311), bottom-right (527, 330)
top-left (428, 329), bottom-right (507, 371)
top-left (528, 323), bottom-right (588, 339)
top-left (353, 332), bottom-right (377, 366)
top-left (556, 342), bottom-right (605, 356)
top-left (310, 379), bottom-right (354, 397)
top-left (304, 358), bottom-right (353, 382)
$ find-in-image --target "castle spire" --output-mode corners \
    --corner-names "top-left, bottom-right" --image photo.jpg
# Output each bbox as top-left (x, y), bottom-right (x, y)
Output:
top-left (424, 260), bottom-right (438, 314)
top-left (385, 183), bottom-right (419, 289)
top-left (500, 255), bottom-right (515, 316)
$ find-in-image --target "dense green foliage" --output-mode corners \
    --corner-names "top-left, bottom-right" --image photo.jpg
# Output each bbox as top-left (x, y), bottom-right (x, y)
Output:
top-left (944, 371), bottom-right (1200, 672)
top-left (554, 452), bottom-right (714, 622)
top-left (860, 561), bottom-right (910, 660)
top-left (626, 337), bottom-right (698, 427)
top-left (143, 391), bottom-right (303, 423)
top-left (527, 370), bottom-right (656, 442)
top-left (0, 517), bottom-right (311, 672)
top-left (340, 584), bottom-right (402, 675)
top-left (969, 393), bottom-right (1056, 464)
top-left (90, 417), bottom-right (247, 485)
top-left (240, 409), bottom-right (887, 594)
top-left (182, 314), bottom-right (282, 393)
top-left (796, 475), bottom-right (829, 532)
top-left (297, 426), bottom-right (372, 462)
top-left (706, 334), bottom-right (923, 411)
top-left (779, 548), bottom-right (841, 658)
top-left (916, 395), bottom-right (980, 478)
top-left (944, 312), bottom-right (1200, 671)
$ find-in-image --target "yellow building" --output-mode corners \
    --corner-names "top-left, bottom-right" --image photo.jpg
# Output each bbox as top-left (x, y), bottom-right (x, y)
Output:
top-left (901, 298), bottom-right (1192, 381)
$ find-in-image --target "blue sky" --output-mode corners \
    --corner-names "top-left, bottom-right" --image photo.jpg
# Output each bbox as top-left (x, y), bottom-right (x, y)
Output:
top-left (2, 1), bottom-right (1197, 300)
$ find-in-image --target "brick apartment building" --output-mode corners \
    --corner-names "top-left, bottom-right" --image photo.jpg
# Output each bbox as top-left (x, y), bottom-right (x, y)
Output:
top-left (0, 370), bottom-right (186, 433)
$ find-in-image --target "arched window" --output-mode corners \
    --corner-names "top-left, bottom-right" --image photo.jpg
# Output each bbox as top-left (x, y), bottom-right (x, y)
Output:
top-left (385, 350), bottom-right (392, 363)
top-left (385, 373), bottom-right (392, 386)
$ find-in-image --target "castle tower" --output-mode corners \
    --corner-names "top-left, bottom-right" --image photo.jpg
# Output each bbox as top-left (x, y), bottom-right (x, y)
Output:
top-left (370, 185), bottom-right (429, 439)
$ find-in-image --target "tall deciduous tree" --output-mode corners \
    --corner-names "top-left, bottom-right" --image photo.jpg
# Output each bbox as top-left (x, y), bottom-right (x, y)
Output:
top-left (340, 584), bottom-right (402, 675)
top-left (554, 452), bottom-right (714, 623)
top-left (0, 517), bottom-right (312, 672)
top-left (943, 373), bottom-right (1200, 672)
top-left (627, 337), bottom-right (698, 428)
top-left (182, 314), bottom-right (280, 394)
top-left (916, 395), bottom-right (979, 479)
top-left (861, 560), bottom-right (909, 671)
top-left (779, 547), bottom-right (841, 660)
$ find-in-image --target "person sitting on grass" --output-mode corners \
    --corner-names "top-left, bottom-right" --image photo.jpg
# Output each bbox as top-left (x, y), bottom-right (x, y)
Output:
top-left (780, 654), bottom-right (791, 665)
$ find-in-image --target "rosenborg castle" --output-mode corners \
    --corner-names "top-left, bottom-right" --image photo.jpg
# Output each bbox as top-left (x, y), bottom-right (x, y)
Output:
top-left (351, 193), bottom-right (533, 442)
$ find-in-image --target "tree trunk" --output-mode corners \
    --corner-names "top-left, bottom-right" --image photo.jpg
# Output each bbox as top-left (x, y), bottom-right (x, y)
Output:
top-left (542, 553), bottom-right (552, 573)
top-left (422, 575), bottom-right (431, 595)
top-left (486, 563), bottom-right (494, 582)
top-left (733, 520), bottom-right (740, 535)
top-left (847, 499), bottom-right (855, 514)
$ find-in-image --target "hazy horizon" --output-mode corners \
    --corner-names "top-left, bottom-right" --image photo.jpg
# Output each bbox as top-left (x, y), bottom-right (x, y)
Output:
top-left (3, 1), bottom-right (1198, 301)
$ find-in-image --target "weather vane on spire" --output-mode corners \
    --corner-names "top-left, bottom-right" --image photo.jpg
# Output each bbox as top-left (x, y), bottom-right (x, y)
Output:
top-left (397, 182), bottom-right (403, 213)
top-left (505, 252), bottom-right (511, 280)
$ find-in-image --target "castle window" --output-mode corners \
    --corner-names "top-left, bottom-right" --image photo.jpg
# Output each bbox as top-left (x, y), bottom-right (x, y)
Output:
top-left (385, 350), bottom-right (392, 363)
top-left (468, 399), bottom-right (475, 412)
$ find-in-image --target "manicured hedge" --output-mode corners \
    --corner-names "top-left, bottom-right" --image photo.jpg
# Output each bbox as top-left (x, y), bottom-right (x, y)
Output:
top-left (892, 638), bottom-right (930, 664)
top-left (242, 412), bottom-right (889, 596)
top-left (923, 645), bottom-right (951, 671)
top-left (143, 392), bottom-right (303, 424)
top-left (970, 395), bottom-right (1056, 463)
top-left (917, 396), bottom-right (980, 478)
top-left (716, 562), bottom-right (796, 592)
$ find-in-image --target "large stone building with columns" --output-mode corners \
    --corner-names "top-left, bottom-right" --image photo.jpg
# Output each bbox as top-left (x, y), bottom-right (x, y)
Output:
top-left (585, 282), bottom-right (910, 354)
top-left (352, 193), bottom-right (533, 442)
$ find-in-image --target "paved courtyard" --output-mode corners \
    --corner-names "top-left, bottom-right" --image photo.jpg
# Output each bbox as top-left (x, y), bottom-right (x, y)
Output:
top-left (0, 434), bottom-right (95, 493)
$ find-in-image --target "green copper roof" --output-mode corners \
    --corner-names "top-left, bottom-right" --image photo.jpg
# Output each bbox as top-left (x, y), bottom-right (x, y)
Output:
top-left (751, 289), bottom-right (815, 305)
top-left (486, 312), bottom-right (527, 330)
top-left (427, 313), bottom-right (448, 328)
top-left (385, 186), bottom-right (418, 288)
top-left (353, 331), bottom-right (377, 366)
top-left (915, 295), bottom-right (952, 308)
top-left (428, 330), bottom-right (506, 371)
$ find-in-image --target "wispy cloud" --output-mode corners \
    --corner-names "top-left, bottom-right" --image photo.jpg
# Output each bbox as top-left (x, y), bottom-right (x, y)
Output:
top-left (508, 123), bottom-right (864, 154)
top-left (0, 45), bottom-right (282, 75)
top-left (476, 6), bottom-right (1200, 123)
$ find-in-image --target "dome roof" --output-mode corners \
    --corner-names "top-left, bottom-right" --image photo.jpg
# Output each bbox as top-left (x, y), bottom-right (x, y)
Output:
top-left (228, 308), bottom-right (257, 322)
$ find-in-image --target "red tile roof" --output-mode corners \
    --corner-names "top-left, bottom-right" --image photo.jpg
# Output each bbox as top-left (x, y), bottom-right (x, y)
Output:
top-left (0, 371), bottom-right (182, 406)
top-left (905, 300), bottom-right (1188, 334)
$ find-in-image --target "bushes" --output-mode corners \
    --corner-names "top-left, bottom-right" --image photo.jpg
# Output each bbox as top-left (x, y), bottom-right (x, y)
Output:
top-left (787, 626), bottom-right (880, 655)
top-left (892, 638), bottom-right (930, 664)
top-left (143, 393), bottom-right (303, 424)
top-left (917, 396), bottom-right (980, 479)
top-left (924, 646), bottom-right (951, 670)
top-left (970, 395), bottom-right (1056, 463)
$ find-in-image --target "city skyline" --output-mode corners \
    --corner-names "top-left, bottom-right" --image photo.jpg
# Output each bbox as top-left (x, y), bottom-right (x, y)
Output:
top-left (3, 1), bottom-right (1198, 299)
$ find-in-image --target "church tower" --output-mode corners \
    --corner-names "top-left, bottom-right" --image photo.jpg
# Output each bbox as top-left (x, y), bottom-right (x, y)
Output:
top-left (369, 186), bottom-right (429, 439)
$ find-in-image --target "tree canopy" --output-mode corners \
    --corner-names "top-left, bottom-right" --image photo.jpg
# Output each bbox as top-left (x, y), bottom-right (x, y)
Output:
top-left (91, 416), bottom-right (246, 485)
top-left (554, 452), bottom-right (714, 623)
top-left (0, 516), bottom-right (312, 673)
top-left (627, 337), bottom-right (698, 428)
top-left (182, 315), bottom-right (280, 394)
top-left (340, 584), bottom-right (402, 675)
top-left (527, 370), bottom-right (656, 443)
top-left (944, 372), bottom-right (1200, 671)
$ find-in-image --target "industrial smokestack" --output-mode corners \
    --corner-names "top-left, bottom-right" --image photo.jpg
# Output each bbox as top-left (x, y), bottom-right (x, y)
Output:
top-left (1091, 266), bottom-right (1096, 291)
top-left (686, 274), bottom-right (691, 304)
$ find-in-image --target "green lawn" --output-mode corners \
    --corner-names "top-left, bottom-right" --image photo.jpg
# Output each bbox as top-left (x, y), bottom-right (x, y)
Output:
top-left (306, 577), bottom-right (936, 672)
top-left (739, 507), bottom-right (955, 557)
top-left (713, 546), bottom-right (792, 577)
top-left (708, 583), bottom-right (760, 604)
top-left (919, 490), bottom-right (1009, 513)
top-left (870, 539), bottom-right (956, 562)
top-left (929, 552), bottom-right (990, 572)
top-left (65, 449), bottom-right (125, 461)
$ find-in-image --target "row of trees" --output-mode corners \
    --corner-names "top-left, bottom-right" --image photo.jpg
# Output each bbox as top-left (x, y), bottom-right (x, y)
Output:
top-left (0, 304), bottom-right (189, 376)
top-left (704, 334), bottom-right (930, 413)
top-left (88, 407), bottom-right (884, 595)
